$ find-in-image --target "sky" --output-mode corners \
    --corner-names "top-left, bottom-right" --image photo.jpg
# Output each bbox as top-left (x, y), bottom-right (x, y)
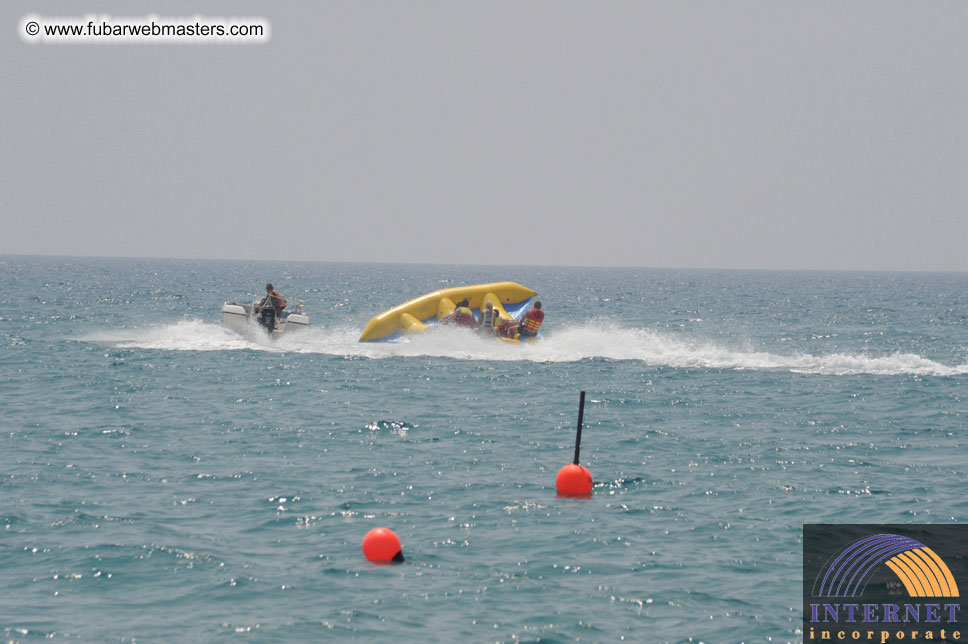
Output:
top-left (2, 1), bottom-right (966, 271)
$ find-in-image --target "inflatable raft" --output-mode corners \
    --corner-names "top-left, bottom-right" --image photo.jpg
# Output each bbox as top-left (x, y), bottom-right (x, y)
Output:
top-left (359, 282), bottom-right (536, 343)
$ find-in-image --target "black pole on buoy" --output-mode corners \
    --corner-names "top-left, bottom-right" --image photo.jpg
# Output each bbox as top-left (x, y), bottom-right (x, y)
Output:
top-left (573, 390), bottom-right (586, 465)
top-left (557, 390), bottom-right (593, 496)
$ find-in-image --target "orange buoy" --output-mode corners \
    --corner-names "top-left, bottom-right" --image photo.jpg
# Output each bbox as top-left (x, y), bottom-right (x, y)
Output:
top-left (556, 463), bottom-right (593, 496)
top-left (556, 390), bottom-right (593, 497)
top-left (362, 527), bottom-right (404, 563)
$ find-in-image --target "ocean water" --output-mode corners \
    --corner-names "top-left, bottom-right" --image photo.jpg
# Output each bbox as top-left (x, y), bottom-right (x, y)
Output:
top-left (2, 256), bottom-right (967, 644)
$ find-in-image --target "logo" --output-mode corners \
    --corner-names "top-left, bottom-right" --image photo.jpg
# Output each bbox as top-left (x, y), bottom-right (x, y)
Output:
top-left (804, 525), bottom-right (965, 643)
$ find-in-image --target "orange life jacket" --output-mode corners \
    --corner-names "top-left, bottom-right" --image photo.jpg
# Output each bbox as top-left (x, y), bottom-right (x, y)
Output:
top-left (522, 308), bottom-right (544, 333)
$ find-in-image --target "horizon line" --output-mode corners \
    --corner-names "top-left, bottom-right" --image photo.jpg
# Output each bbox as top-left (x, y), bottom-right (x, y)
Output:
top-left (1, 251), bottom-right (967, 276)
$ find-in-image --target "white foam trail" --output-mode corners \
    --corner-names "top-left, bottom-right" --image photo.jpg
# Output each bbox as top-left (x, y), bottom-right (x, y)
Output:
top-left (79, 319), bottom-right (968, 377)
top-left (78, 319), bottom-right (278, 352)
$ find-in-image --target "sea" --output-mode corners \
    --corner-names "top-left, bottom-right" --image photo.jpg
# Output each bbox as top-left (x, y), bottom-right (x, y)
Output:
top-left (2, 255), bottom-right (966, 644)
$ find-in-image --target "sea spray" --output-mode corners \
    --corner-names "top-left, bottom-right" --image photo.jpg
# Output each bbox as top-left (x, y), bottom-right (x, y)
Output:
top-left (79, 319), bottom-right (968, 376)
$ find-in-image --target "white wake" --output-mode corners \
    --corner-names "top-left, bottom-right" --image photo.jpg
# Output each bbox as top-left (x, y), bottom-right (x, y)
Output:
top-left (78, 319), bottom-right (968, 377)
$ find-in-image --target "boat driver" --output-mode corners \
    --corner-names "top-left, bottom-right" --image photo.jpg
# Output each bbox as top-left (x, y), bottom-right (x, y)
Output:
top-left (255, 283), bottom-right (287, 332)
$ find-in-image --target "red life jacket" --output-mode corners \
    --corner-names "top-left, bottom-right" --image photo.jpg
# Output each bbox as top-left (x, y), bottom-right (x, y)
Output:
top-left (522, 308), bottom-right (544, 333)
top-left (455, 306), bottom-right (475, 327)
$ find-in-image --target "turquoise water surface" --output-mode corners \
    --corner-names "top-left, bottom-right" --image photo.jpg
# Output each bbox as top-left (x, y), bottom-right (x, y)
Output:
top-left (2, 256), bottom-right (967, 643)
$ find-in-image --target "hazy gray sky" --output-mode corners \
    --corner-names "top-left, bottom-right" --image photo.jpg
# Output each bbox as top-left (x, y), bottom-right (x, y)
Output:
top-left (3, 2), bottom-right (966, 271)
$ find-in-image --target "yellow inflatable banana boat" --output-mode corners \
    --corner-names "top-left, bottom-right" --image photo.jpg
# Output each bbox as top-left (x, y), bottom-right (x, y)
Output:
top-left (359, 282), bottom-right (537, 343)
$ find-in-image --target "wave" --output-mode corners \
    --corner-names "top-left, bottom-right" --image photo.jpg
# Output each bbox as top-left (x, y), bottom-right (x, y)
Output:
top-left (77, 319), bottom-right (968, 377)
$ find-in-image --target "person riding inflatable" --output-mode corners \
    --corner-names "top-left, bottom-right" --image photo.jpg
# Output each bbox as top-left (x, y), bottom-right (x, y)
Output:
top-left (453, 299), bottom-right (477, 327)
top-left (518, 301), bottom-right (544, 338)
top-left (478, 301), bottom-right (499, 333)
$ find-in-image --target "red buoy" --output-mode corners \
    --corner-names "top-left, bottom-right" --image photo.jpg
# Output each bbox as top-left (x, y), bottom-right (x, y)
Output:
top-left (556, 463), bottom-right (593, 496)
top-left (556, 391), bottom-right (593, 497)
top-left (362, 527), bottom-right (404, 563)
